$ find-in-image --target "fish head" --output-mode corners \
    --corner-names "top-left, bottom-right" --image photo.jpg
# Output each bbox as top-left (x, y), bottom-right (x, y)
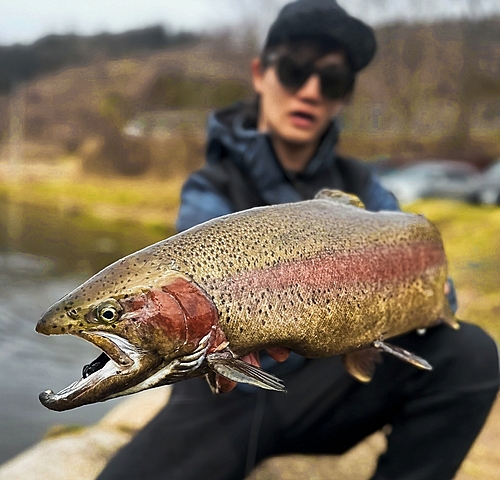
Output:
top-left (36, 259), bottom-right (221, 411)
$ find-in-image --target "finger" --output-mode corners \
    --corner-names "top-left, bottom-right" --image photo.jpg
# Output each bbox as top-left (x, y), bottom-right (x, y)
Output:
top-left (266, 347), bottom-right (291, 362)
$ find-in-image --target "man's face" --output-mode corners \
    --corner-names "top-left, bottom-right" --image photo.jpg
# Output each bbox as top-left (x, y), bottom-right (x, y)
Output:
top-left (252, 45), bottom-right (351, 146)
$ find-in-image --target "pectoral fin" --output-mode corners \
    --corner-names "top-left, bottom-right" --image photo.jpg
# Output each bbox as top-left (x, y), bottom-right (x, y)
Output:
top-left (206, 352), bottom-right (286, 392)
top-left (373, 339), bottom-right (433, 371)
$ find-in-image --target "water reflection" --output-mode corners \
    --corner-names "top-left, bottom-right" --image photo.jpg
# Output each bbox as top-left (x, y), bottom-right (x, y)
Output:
top-left (0, 198), bottom-right (168, 465)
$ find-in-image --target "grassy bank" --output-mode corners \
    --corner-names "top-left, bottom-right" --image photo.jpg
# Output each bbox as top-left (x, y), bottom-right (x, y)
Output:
top-left (406, 199), bottom-right (500, 342)
top-left (0, 173), bottom-right (185, 236)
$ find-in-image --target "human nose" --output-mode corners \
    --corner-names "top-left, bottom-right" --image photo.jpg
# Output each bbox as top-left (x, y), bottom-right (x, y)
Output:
top-left (296, 74), bottom-right (322, 102)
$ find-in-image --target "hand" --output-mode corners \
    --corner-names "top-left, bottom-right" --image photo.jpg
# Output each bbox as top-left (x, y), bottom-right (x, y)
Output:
top-left (265, 347), bottom-right (291, 362)
top-left (444, 279), bottom-right (451, 296)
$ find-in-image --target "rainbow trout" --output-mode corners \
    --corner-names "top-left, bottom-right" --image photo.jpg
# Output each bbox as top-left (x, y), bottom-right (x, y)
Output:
top-left (36, 190), bottom-right (459, 411)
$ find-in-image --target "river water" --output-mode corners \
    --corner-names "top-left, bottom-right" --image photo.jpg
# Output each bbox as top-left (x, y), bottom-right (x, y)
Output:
top-left (0, 198), bottom-right (168, 465)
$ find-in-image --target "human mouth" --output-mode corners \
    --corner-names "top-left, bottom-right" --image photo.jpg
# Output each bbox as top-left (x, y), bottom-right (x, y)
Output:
top-left (289, 111), bottom-right (316, 129)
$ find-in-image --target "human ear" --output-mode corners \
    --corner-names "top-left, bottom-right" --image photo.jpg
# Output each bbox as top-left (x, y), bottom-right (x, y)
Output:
top-left (251, 58), bottom-right (264, 94)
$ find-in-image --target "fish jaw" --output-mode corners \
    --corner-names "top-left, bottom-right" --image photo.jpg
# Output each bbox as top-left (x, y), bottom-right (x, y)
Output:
top-left (38, 331), bottom-right (162, 411)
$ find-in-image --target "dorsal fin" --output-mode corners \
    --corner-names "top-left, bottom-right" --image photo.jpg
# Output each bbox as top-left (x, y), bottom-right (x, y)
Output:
top-left (314, 189), bottom-right (365, 208)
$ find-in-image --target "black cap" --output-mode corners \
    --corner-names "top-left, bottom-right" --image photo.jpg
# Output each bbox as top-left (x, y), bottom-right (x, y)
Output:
top-left (264, 0), bottom-right (376, 72)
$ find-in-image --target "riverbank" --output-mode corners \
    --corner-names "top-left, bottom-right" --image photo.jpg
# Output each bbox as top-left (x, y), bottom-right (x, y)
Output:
top-left (0, 169), bottom-right (498, 478)
top-left (0, 159), bottom-right (185, 235)
top-left (1, 384), bottom-right (498, 479)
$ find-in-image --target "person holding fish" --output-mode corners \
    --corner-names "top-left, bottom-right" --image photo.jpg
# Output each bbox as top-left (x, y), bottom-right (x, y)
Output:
top-left (97, 1), bottom-right (499, 479)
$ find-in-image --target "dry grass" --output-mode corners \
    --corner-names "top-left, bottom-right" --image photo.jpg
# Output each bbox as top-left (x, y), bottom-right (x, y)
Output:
top-left (405, 199), bottom-right (500, 342)
top-left (0, 159), bottom-right (185, 230)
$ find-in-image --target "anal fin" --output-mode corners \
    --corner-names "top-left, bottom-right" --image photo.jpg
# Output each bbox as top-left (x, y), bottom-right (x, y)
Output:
top-left (343, 339), bottom-right (433, 383)
top-left (373, 339), bottom-right (432, 371)
top-left (206, 352), bottom-right (286, 392)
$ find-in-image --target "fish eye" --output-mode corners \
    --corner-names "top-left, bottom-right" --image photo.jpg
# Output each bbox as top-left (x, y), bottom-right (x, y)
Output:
top-left (96, 299), bottom-right (122, 324)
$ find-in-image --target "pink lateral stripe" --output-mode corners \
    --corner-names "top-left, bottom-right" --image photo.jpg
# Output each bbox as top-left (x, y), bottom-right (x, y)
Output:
top-left (220, 241), bottom-right (445, 292)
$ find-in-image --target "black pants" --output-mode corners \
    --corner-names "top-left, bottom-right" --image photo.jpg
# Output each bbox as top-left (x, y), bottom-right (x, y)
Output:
top-left (98, 323), bottom-right (499, 480)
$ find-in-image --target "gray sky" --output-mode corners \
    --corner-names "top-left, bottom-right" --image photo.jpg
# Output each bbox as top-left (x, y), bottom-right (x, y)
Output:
top-left (1, 0), bottom-right (499, 46)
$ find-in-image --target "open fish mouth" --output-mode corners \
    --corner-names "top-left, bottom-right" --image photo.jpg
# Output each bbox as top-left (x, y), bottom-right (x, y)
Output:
top-left (39, 332), bottom-right (158, 411)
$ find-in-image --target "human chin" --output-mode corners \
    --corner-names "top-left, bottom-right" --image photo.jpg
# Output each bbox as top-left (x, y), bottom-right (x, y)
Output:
top-left (275, 123), bottom-right (322, 145)
top-left (283, 115), bottom-right (327, 143)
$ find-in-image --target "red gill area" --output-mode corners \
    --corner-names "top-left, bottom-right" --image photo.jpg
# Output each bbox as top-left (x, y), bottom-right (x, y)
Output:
top-left (122, 290), bottom-right (187, 347)
top-left (162, 276), bottom-right (223, 353)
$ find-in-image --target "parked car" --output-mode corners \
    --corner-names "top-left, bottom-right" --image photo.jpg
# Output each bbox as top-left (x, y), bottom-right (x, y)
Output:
top-left (467, 160), bottom-right (500, 206)
top-left (378, 160), bottom-right (480, 204)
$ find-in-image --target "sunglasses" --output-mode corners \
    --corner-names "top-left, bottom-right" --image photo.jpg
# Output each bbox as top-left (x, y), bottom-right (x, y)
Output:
top-left (266, 53), bottom-right (354, 100)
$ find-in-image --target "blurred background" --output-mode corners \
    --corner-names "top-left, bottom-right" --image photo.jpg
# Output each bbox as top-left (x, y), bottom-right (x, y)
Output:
top-left (0, 1), bottom-right (499, 478)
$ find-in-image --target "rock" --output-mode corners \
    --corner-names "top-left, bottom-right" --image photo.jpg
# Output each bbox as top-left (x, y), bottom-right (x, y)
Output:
top-left (0, 388), bottom-right (171, 480)
top-left (98, 387), bottom-right (171, 433)
top-left (0, 428), bottom-right (130, 480)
